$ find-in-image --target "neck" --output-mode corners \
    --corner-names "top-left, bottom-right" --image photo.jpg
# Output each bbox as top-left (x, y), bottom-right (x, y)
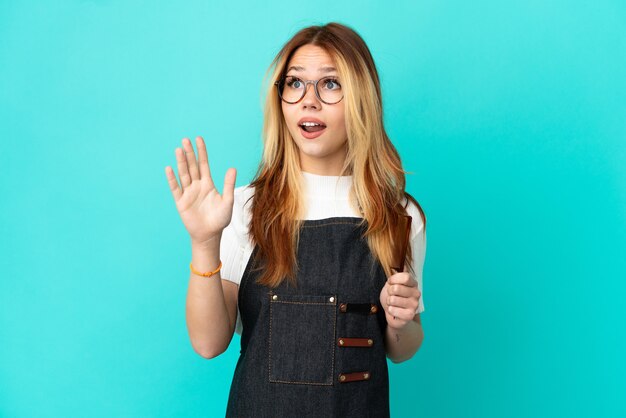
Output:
top-left (298, 146), bottom-right (349, 176)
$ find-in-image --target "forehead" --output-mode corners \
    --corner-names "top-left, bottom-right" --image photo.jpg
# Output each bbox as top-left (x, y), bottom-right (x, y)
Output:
top-left (286, 44), bottom-right (337, 73)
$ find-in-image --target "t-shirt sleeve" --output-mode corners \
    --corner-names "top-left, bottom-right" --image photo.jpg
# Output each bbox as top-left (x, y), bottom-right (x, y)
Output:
top-left (219, 220), bottom-right (245, 286)
top-left (219, 186), bottom-right (249, 286)
top-left (406, 199), bottom-right (426, 314)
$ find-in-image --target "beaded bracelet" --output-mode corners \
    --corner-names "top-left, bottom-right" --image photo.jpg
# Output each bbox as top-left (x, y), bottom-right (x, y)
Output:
top-left (190, 261), bottom-right (222, 278)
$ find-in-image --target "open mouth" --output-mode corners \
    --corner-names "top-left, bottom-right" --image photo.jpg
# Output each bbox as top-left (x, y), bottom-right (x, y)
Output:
top-left (299, 121), bottom-right (327, 133)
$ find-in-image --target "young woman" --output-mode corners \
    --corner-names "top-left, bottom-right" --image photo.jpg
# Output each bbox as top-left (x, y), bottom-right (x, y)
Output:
top-left (165, 22), bottom-right (427, 418)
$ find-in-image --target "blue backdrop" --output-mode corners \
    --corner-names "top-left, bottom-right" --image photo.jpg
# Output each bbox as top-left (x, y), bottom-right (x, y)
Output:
top-left (1, 1), bottom-right (625, 417)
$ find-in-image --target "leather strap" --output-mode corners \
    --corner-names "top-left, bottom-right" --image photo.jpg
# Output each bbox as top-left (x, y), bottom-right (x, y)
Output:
top-left (337, 337), bottom-right (374, 347)
top-left (338, 371), bottom-right (371, 383)
top-left (339, 303), bottom-right (378, 314)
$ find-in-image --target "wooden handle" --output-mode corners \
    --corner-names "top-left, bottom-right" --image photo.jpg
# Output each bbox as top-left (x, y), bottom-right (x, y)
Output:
top-left (391, 215), bottom-right (412, 273)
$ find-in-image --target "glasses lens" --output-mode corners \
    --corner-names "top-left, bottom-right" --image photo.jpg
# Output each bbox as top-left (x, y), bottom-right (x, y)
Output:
top-left (317, 76), bottom-right (343, 104)
top-left (278, 76), bottom-right (305, 103)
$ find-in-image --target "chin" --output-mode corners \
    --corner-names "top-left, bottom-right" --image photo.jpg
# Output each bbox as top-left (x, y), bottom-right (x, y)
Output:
top-left (298, 143), bottom-right (325, 155)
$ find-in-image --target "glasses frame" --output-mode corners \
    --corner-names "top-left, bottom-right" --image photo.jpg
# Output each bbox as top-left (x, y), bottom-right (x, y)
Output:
top-left (274, 75), bottom-right (344, 105)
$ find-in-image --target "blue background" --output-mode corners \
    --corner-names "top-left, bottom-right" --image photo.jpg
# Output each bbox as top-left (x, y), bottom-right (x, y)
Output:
top-left (1, 1), bottom-right (625, 417)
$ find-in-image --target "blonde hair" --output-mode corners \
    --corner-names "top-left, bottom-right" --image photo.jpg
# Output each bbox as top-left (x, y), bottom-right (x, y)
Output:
top-left (247, 22), bottom-right (426, 287)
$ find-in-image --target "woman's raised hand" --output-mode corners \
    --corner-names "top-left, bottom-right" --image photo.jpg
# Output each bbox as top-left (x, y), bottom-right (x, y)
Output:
top-left (165, 136), bottom-right (237, 246)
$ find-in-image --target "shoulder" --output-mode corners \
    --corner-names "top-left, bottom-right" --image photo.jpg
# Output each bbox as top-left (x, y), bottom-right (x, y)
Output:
top-left (233, 184), bottom-right (255, 209)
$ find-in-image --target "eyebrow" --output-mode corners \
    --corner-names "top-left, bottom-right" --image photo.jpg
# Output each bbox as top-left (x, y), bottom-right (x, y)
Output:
top-left (286, 65), bottom-right (337, 73)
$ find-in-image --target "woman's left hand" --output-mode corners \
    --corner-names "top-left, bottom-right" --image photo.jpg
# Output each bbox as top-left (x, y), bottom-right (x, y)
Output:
top-left (379, 269), bottom-right (421, 330)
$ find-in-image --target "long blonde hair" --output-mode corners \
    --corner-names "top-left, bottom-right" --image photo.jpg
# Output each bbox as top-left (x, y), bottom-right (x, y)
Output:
top-left (247, 22), bottom-right (426, 287)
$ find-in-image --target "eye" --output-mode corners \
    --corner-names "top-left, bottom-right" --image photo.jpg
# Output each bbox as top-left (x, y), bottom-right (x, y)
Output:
top-left (286, 76), bottom-right (303, 89)
top-left (322, 78), bottom-right (341, 90)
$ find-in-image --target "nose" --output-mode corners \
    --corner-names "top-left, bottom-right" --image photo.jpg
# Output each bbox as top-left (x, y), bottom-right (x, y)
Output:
top-left (301, 81), bottom-right (320, 109)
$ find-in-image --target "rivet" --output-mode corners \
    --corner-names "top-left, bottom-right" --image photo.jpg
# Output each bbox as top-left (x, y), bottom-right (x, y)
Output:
top-left (272, 295), bottom-right (278, 301)
top-left (367, 339), bottom-right (373, 346)
top-left (363, 373), bottom-right (370, 379)
top-left (339, 339), bottom-right (344, 346)
top-left (339, 374), bottom-right (346, 382)
top-left (370, 305), bottom-right (378, 313)
top-left (329, 296), bottom-right (335, 303)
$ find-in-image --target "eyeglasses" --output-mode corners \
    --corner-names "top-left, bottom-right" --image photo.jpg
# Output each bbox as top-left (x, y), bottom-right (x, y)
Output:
top-left (274, 75), bottom-right (343, 105)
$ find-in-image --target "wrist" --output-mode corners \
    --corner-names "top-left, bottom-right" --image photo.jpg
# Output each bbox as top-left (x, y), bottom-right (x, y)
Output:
top-left (191, 234), bottom-right (222, 250)
top-left (190, 240), bottom-right (222, 277)
top-left (387, 317), bottom-right (419, 333)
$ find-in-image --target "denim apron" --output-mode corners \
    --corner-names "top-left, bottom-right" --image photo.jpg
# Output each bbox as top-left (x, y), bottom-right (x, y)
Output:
top-left (225, 217), bottom-right (390, 417)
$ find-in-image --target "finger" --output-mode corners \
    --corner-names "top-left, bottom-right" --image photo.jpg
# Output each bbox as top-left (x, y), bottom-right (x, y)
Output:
top-left (388, 306), bottom-right (414, 322)
top-left (165, 166), bottom-right (182, 201)
top-left (176, 146), bottom-right (191, 190)
top-left (388, 271), bottom-right (416, 287)
top-left (387, 294), bottom-right (419, 311)
top-left (182, 138), bottom-right (200, 182)
top-left (387, 283), bottom-right (419, 298)
top-left (196, 136), bottom-right (214, 187)
top-left (390, 263), bottom-right (407, 275)
top-left (223, 167), bottom-right (237, 203)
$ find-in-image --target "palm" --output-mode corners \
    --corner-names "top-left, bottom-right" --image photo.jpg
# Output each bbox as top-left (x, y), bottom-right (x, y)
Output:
top-left (165, 136), bottom-right (237, 244)
top-left (176, 178), bottom-right (231, 237)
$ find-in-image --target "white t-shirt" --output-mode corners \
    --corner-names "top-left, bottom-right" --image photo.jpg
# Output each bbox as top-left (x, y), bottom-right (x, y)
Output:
top-left (220, 171), bottom-right (426, 335)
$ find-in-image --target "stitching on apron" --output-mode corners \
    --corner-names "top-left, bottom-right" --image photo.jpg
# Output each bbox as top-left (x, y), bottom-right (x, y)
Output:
top-left (266, 308), bottom-right (337, 386)
top-left (301, 221), bottom-right (364, 229)
top-left (268, 379), bottom-right (334, 386)
top-left (271, 301), bottom-right (331, 305)
top-left (331, 304), bottom-right (336, 385)
top-left (268, 297), bottom-right (273, 383)
top-left (268, 297), bottom-right (336, 386)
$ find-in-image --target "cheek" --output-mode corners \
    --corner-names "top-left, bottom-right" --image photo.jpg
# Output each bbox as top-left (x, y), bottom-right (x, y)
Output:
top-left (281, 104), bottom-right (293, 124)
top-left (331, 111), bottom-right (347, 136)
top-left (282, 117), bottom-right (295, 136)
top-left (332, 105), bottom-right (346, 130)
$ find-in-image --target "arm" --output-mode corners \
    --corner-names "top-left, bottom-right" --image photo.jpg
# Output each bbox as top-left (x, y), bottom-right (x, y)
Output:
top-left (385, 313), bottom-right (424, 363)
top-left (380, 271), bottom-right (424, 363)
top-left (381, 210), bottom-right (427, 363)
top-left (185, 236), bottom-right (239, 359)
top-left (164, 135), bottom-right (239, 359)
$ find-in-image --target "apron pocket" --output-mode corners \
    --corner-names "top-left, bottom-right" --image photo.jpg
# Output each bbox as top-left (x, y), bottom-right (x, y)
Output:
top-left (268, 293), bottom-right (337, 385)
